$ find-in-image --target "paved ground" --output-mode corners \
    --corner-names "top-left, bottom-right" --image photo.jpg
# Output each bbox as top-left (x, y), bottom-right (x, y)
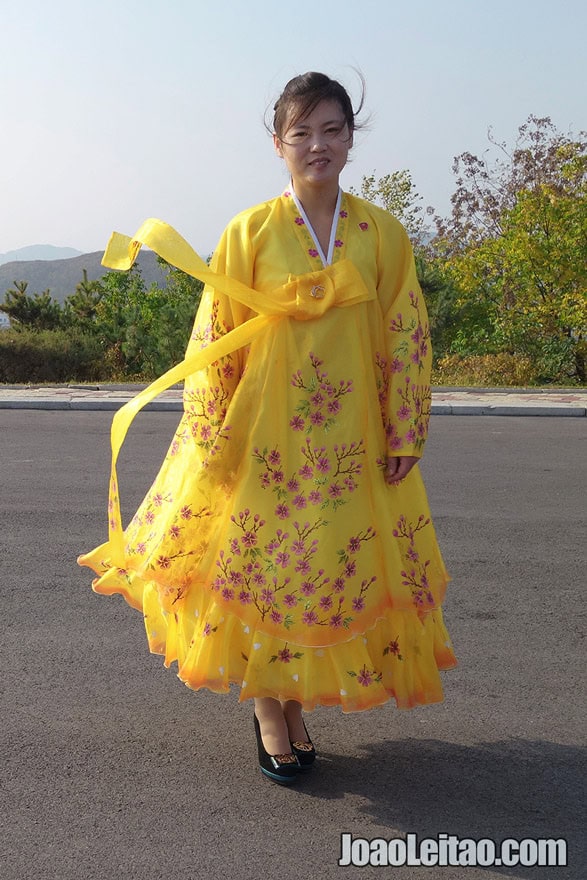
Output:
top-left (0, 411), bottom-right (585, 880)
top-left (0, 383), bottom-right (586, 416)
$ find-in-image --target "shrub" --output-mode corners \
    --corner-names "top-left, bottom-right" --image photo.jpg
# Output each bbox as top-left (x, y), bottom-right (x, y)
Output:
top-left (432, 352), bottom-right (549, 387)
top-left (0, 328), bottom-right (112, 383)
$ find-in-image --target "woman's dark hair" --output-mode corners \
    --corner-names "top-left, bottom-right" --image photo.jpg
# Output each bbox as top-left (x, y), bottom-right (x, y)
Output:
top-left (271, 71), bottom-right (365, 141)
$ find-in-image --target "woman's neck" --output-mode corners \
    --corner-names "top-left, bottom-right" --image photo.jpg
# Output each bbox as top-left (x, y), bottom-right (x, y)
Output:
top-left (291, 179), bottom-right (340, 225)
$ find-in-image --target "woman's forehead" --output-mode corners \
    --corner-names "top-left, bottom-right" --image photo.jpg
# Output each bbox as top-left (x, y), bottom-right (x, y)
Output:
top-left (285, 98), bottom-right (345, 130)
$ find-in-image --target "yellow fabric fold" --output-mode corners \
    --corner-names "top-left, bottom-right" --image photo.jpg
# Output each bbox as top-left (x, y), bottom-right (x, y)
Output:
top-left (102, 219), bottom-right (375, 564)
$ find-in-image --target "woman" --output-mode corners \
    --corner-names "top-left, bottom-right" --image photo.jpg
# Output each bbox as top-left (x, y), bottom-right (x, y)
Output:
top-left (79, 72), bottom-right (456, 785)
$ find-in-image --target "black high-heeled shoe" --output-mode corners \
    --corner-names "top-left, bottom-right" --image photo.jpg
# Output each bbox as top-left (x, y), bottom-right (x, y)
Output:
top-left (290, 721), bottom-right (316, 771)
top-left (253, 714), bottom-right (299, 784)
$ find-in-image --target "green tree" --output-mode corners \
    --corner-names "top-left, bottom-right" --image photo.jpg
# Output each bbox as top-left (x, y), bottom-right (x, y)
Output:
top-left (92, 261), bottom-right (203, 378)
top-left (63, 269), bottom-right (105, 331)
top-left (351, 169), bottom-right (426, 243)
top-left (1, 281), bottom-right (64, 331)
top-left (434, 116), bottom-right (587, 381)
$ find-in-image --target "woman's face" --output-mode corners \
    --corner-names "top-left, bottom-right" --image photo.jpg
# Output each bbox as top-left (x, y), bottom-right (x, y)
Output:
top-left (274, 99), bottom-right (352, 192)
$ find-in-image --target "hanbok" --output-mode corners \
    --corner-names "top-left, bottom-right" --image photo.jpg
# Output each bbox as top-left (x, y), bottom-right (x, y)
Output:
top-left (78, 188), bottom-right (457, 712)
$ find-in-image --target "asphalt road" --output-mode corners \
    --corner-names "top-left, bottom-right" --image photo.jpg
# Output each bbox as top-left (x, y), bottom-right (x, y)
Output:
top-left (1, 412), bottom-right (585, 880)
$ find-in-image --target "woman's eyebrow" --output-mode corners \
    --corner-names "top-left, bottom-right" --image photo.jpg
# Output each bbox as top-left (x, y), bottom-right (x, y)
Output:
top-left (291, 118), bottom-right (345, 130)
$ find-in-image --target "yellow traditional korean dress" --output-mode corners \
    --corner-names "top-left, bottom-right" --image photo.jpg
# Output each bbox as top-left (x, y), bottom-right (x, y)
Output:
top-left (79, 187), bottom-right (457, 712)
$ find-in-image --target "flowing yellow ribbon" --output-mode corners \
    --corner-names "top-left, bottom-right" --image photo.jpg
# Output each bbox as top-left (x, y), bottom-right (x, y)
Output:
top-left (100, 219), bottom-right (373, 565)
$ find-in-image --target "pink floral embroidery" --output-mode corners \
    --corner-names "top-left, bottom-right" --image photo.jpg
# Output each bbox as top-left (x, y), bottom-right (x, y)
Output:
top-left (383, 637), bottom-right (404, 659)
top-left (269, 644), bottom-right (304, 663)
top-left (295, 216), bottom-right (305, 225)
top-left (393, 515), bottom-right (435, 610)
top-left (348, 664), bottom-right (383, 686)
top-left (334, 239), bottom-right (343, 247)
top-left (339, 210), bottom-right (348, 218)
top-left (290, 414), bottom-right (305, 431)
top-left (308, 248), bottom-right (319, 258)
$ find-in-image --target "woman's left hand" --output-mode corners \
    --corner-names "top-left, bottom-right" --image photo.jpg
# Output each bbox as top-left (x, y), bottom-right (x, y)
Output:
top-left (384, 455), bottom-right (420, 486)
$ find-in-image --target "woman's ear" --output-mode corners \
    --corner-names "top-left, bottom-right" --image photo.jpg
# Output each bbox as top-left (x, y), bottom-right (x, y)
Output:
top-left (273, 133), bottom-right (284, 158)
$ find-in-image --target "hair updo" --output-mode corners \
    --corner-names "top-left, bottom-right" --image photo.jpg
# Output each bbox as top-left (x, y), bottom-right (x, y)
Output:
top-left (271, 71), bottom-right (365, 141)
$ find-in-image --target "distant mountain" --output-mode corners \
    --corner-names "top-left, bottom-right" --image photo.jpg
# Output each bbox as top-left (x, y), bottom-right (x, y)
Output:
top-left (0, 250), bottom-right (169, 304)
top-left (0, 245), bottom-right (83, 266)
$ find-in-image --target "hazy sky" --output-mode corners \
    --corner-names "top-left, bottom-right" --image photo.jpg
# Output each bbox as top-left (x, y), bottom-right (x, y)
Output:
top-left (1, 0), bottom-right (585, 256)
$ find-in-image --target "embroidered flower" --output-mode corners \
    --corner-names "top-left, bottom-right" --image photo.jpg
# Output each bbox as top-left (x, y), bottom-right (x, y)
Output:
top-left (290, 414), bottom-right (305, 431)
top-left (295, 216), bottom-right (305, 225)
top-left (275, 551), bottom-right (290, 569)
top-left (284, 594), bottom-right (298, 608)
top-left (308, 248), bottom-right (319, 258)
top-left (357, 667), bottom-right (373, 686)
top-left (309, 410), bottom-right (325, 426)
top-left (352, 596), bottom-right (365, 612)
top-left (359, 222), bottom-right (369, 231)
top-left (295, 558), bottom-right (311, 575)
top-left (339, 209), bottom-right (348, 218)
top-left (334, 239), bottom-right (343, 247)
top-left (302, 610), bottom-right (319, 626)
top-left (344, 560), bottom-right (357, 577)
top-left (275, 503), bottom-right (290, 520)
top-left (241, 530), bottom-right (258, 547)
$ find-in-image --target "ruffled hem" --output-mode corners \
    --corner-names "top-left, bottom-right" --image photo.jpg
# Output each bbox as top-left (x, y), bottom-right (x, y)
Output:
top-left (84, 560), bottom-right (456, 713)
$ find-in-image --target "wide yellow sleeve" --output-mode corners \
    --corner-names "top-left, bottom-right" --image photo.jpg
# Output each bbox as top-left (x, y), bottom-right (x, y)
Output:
top-left (183, 216), bottom-right (256, 405)
top-left (375, 215), bottom-right (432, 458)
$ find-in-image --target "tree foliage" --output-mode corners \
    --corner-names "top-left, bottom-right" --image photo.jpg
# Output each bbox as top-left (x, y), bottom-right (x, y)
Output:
top-left (351, 170), bottom-right (426, 243)
top-left (433, 116), bottom-right (587, 381)
top-left (2, 281), bottom-right (64, 331)
top-left (1, 262), bottom-right (203, 380)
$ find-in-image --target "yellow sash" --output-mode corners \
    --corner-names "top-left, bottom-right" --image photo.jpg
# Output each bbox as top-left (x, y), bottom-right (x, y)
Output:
top-left (102, 219), bottom-right (374, 564)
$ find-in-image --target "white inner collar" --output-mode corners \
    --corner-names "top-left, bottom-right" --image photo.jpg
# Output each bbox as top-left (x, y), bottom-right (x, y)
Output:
top-left (290, 186), bottom-right (342, 266)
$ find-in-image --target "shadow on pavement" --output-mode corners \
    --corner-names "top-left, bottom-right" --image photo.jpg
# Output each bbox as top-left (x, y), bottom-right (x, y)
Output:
top-left (299, 736), bottom-right (584, 879)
